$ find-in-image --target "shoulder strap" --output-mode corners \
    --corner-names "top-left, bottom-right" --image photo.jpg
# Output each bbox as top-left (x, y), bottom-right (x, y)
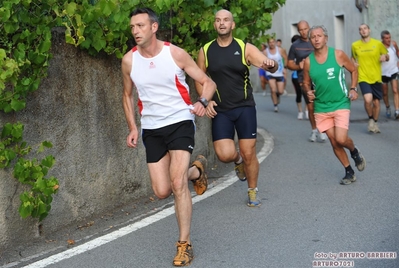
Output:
top-left (203, 39), bottom-right (215, 68)
top-left (234, 38), bottom-right (248, 67)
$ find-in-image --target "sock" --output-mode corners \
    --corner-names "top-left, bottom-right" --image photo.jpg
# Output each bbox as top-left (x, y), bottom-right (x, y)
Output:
top-left (345, 165), bottom-right (354, 175)
top-left (374, 119), bottom-right (378, 123)
top-left (368, 115), bottom-right (373, 120)
top-left (312, 129), bottom-right (318, 133)
top-left (248, 187), bottom-right (258, 191)
top-left (350, 147), bottom-right (358, 156)
top-left (235, 154), bottom-right (243, 165)
top-left (386, 106), bottom-right (390, 109)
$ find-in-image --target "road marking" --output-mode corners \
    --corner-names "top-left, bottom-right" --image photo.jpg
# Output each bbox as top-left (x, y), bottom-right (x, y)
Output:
top-left (19, 128), bottom-right (273, 268)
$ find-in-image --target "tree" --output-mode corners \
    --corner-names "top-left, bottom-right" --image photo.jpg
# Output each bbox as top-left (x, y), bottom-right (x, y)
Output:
top-left (62, 0), bottom-right (286, 57)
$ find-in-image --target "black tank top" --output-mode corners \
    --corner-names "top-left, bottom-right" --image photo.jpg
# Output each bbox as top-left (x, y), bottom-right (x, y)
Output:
top-left (203, 38), bottom-right (255, 112)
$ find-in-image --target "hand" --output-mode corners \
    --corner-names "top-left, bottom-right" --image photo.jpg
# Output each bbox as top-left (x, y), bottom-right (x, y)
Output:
top-left (348, 90), bottom-right (358, 101)
top-left (307, 90), bottom-right (315, 102)
top-left (126, 128), bottom-right (139, 148)
top-left (190, 101), bottom-right (206, 117)
top-left (261, 59), bottom-right (278, 73)
top-left (379, 54), bottom-right (388, 62)
top-left (205, 101), bottom-right (218, 118)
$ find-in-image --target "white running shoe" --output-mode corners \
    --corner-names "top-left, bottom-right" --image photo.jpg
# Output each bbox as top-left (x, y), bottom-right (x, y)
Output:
top-left (318, 132), bottom-right (327, 142)
top-left (305, 110), bottom-right (309, 119)
top-left (297, 112), bottom-right (303, 120)
top-left (368, 119), bottom-right (375, 132)
top-left (309, 131), bottom-right (317, 142)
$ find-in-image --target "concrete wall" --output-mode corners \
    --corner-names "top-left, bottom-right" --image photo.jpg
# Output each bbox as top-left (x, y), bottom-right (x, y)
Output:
top-left (0, 27), bottom-right (215, 252)
top-left (365, 0), bottom-right (399, 42)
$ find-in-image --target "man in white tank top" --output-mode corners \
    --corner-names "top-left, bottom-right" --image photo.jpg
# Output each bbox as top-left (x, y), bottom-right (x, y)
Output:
top-left (381, 30), bottom-right (399, 119)
top-left (265, 38), bottom-right (287, 112)
top-left (121, 7), bottom-right (216, 267)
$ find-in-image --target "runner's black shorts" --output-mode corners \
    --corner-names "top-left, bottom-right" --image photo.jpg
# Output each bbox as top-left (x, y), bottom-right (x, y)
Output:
top-left (212, 106), bottom-right (257, 141)
top-left (142, 120), bottom-right (195, 163)
top-left (382, 73), bottom-right (397, 83)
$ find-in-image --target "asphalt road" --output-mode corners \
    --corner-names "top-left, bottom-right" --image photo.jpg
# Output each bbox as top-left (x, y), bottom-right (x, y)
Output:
top-left (3, 93), bottom-right (399, 268)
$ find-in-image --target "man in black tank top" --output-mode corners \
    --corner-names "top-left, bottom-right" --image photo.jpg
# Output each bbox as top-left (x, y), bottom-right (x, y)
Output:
top-left (196, 9), bottom-right (278, 207)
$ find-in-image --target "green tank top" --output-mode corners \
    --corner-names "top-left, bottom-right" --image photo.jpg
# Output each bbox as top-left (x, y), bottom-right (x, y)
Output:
top-left (309, 47), bottom-right (350, 113)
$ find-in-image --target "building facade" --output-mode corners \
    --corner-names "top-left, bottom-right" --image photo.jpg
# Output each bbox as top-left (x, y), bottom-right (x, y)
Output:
top-left (266, 0), bottom-right (399, 58)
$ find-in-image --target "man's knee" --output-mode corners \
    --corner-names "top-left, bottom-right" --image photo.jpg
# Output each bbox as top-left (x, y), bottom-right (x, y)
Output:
top-left (216, 153), bottom-right (236, 163)
top-left (335, 136), bottom-right (347, 146)
top-left (153, 187), bottom-right (172, 199)
top-left (239, 146), bottom-right (256, 162)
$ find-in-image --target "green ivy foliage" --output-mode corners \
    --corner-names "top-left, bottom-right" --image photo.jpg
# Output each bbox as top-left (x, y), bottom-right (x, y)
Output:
top-left (0, 0), bottom-right (285, 221)
top-left (0, 122), bottom-right (57, 221)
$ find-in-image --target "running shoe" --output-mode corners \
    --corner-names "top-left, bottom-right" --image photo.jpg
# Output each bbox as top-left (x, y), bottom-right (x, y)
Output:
top-left (395, 110), bottom-right (399, 120)
top-left (274, 106), bottom-right (279, 113)
top-left (340, 172), bottom-right (356, 185)
top-left (235, 162), bottom-right (246, 181)
top-left (367, 119), bottom-right (375, 133)
top-left (386, 107), bottom-right (391, 118)
top-left (173, 241), bottom-right (194, 267)
top-left (309, 131), bottom-right (317, 142)
top-left (191, 155), bottom-right (207, 195)
top-left (318, 132), bottom-right (327, 142)
top-left (305, 110), bottom-right (309, 119)
top-left (297, 112), bottom-right (303, 120)
top-left (247, 188), bottom-right (261, 207)
top-left (351, 149), bottom-right (366, 171)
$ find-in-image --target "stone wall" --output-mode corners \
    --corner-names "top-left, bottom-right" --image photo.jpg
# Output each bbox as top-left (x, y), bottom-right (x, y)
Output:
top-left (0, 27), bottom-right (215, 252)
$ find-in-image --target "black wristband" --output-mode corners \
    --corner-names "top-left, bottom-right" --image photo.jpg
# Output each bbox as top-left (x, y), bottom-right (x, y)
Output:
top-left (350, 88), bottom-right (357, 92)
top-left (197, 97), bottom-right (208, 108)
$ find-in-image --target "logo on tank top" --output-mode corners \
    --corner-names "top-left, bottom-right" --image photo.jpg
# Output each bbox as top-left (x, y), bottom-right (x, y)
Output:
top-left (234, 51), bottom-right (240, 55)
top-left (326, 68), bottom-right (335, 79)
top-left (149, 62), bottom-right (156, 69)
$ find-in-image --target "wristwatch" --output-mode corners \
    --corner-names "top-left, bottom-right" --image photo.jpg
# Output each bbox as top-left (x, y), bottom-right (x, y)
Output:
top-left (350, 88), bottom-right (357, 92)
top-left (197, 97), bottom-right (208, 108)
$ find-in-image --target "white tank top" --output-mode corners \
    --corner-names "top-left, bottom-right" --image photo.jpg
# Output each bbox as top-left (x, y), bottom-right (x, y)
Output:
top-left (265, 47), bottom-right (284, 77)
top-left (382, 45), bottom-right (398, 76)
top-left (130, 42), bottom-right (194, 129)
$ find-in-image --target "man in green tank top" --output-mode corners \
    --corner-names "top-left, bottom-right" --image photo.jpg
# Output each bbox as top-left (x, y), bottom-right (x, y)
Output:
top-left (302, 25), bottom-right (366, 185)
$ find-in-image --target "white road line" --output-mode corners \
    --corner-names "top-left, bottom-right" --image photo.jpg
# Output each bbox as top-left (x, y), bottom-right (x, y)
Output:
top-left (20, 128), bottom-right (273, 268)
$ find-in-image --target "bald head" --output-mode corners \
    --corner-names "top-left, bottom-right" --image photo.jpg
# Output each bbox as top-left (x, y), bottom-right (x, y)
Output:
top-left (215, 9), bottom-right (234, 21)
top-left (297, 20), bottom-right (310, 41)
top-left (297, 20), bottom-right (309, 30)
